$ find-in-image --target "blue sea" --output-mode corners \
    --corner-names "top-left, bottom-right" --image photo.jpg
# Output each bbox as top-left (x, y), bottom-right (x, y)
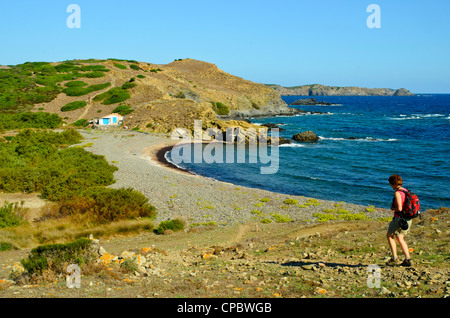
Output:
top-left (168, 94), bottom-right (450, 211)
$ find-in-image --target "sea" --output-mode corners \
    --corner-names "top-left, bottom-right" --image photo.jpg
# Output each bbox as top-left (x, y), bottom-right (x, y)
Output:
top-left (167, 94), bottom-right (450, 211)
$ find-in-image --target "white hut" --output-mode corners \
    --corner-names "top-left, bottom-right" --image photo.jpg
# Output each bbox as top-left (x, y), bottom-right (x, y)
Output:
top-left (92, 113), bottom-right (123, 126)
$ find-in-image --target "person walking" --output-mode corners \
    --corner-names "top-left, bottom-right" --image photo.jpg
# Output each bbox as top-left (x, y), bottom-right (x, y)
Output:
top-left (386, 174), bottom-right (412, 266)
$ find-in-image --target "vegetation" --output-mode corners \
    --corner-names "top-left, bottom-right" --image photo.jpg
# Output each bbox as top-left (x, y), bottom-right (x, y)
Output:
top-left (41, 187), bottom-right (156, 224)
top-left (211, 102), bottom-right (230, 115)
top-left (129, 64), bottom-right (140, 71)
top-left (114, 63), bottom-right (127, 70)
top-left (112, 105), bottom-right (134, 116)
top-left (20, 238), bottom-right (94, 275)
top-left (283, 199), bottom-right (298, 205)
top-left (0, 61), bottom-right (109, 113)
top-left (154, 219), bottom-right (185, 235)
top-left (71, 119), bottom-right (89, 127)
top-left (0, 112), bottom-right (62, 131)
top-left (62, 82), bottom-right (111, 97)
top-left (0, 129), bottom-right (117, 201)
top-left (0, 202), bottom-right (26, 229)
top-left (61, 101), bottom-right (87, 112)
top-left (93, 86), bottom-right (131, 105)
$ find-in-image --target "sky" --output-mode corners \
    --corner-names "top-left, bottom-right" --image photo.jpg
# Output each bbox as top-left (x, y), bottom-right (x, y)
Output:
top-left (0, 0), bottom-right (449, 93)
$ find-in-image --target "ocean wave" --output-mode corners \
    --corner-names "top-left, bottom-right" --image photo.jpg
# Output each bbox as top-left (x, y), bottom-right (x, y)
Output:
top-left (389, 114), bottom-right (446, 120)
top-left (278, 143), bottom-right (306, 148)
top-left (319, 136), bottom-right (397, 142)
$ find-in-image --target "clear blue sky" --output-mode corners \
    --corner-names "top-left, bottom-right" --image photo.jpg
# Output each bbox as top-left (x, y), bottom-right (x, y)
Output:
top-left (1, 0), bottom-right (449, 93)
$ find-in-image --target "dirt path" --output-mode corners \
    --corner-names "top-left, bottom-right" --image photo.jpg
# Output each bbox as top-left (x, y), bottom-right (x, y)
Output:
top-left (76, 77), bottom-right (117, 121)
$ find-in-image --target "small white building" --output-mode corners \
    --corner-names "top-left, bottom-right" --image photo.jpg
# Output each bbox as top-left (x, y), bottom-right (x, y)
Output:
top-left (91, 113), bottom-right (124, 126)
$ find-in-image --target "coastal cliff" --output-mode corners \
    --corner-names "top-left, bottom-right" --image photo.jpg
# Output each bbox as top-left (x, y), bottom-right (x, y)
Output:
top-left (268, 84), bottom-right (414, 96)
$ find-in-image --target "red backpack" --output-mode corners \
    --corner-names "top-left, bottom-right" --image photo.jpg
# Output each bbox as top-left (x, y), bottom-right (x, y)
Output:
top-left (399, 189), bottom-right (421, 220)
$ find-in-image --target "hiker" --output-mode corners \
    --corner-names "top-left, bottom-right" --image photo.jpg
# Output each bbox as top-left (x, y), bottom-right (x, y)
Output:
top-left (386, 174), bottom-right (412, 266)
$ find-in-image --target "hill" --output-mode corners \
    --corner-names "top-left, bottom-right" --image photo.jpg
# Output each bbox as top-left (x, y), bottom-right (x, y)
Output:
top-left (0, 58), bottom-right (296, 133)
top-left (268, 84), bottom-right (414, 96)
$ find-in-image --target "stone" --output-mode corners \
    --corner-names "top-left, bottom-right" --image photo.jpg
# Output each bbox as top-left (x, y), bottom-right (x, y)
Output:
top-left (292, 131), bottom-right (319, 142)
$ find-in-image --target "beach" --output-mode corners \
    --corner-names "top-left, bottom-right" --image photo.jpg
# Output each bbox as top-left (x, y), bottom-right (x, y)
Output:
top-left (78, 129), bottom-right (391, 226)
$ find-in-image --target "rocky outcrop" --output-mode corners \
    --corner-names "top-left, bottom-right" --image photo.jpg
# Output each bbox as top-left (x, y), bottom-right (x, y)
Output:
top-left (269, 84), bottom-right (414, 96)
top-left (289, 98), bottom-right (334, 106)
top-left (292, 131), bottom-right (319, 142)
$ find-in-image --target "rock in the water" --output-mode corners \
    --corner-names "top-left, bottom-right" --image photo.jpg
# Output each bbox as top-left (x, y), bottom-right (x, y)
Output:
top-left (292, 131), bottom-right (319, 142)
top-left (289, 98), bottom-right (333, 106)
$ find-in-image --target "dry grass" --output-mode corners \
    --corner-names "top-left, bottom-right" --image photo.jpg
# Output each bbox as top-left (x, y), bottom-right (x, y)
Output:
top-left (0, 214), bottom-right (154, 249)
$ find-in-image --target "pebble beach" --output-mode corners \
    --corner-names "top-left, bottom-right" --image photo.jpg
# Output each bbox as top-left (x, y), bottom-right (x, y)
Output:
top-left (78, 129), bottom-right (392, 227)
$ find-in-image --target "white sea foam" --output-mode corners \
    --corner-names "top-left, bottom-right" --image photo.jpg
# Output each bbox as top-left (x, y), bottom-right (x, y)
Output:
top-left (278, 143), bottom-right (306, 148)
top-left (319, 136), bottom-right (397, 142)
top-left (390, 113), bottom-right (446, 120)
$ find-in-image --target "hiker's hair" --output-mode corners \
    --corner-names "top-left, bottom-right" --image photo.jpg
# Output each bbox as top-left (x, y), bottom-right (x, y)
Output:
top-left (389, 174), bottom-right (403, 187)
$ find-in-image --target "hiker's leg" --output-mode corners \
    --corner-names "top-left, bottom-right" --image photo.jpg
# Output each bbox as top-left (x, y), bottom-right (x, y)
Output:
top-left (386, 232), bottom-right (397, 259)
top-left (396, 234), bottom-right (411, 259)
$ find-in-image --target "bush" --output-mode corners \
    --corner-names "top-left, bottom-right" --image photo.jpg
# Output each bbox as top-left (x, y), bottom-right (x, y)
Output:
top-left (121, 82), bottom-right (137, 89)
top-left (154, 219), bottom-right (185, 235)
top-left (49, 187), bottom-right (156, 224)
top-left (112, 105), bottom-right (134, 116)
top-left (0, 112), bottom-right (63, 130)
top-left (0, 241), bottom-right (16, 252)
top-left (20, 238), bottom-right (94, 275)
top-left (72, 119), bottom-right (89, 127)
top-left (0, 202), bottom-right (25, 229)
top-left (61, 101), bottom-right (87, 112)
top-left (0, 129), bottom-right (118, 201)
top-left (83, 71), bottom-right (106, 78)
top-left (129, 64), bottom-right (140, 71)
top-left (211, 102), bottom-right (230, 115)
top-left (114, 63), bottom-right (127, 70)
top-left (283, 199), bottom-right (298, 205)
top-left (62, 82), bottom-right (110, 97)
top-left (94, 87), bottom-right (130, 105)
top-left (65, 80), bottom-right (88, 87)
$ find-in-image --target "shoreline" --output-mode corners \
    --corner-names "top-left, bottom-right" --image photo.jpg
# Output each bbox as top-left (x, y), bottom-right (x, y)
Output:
top-left (79, 130), bottom-right (391, 226)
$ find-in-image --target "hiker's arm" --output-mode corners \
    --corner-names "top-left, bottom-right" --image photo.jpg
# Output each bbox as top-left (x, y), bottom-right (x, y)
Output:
top-left (394, 191), bottom-right (403, 212)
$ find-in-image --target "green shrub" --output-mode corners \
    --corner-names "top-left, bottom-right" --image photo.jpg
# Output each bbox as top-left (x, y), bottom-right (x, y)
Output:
top-left (72, 119), bottom-right (89, 127)
top-left (20, 238), bottom-right (94, 275)
top-left (0, 112), bottom-right (63, 130)
top-left (283, 199), bottom-right (298, 205)
top-left (79, 65), bottom-right (109, 72)
top-left (270, 213), bottom-right (292, 223)
top-left (137, 75), bottom-right (145, 78)
top-left (93, 87), bottom-right (131, 105)
top-left (53, 187), bottom-right (156, 224)
top-left (112, 105), bottom-right (134, 116)
top-left (121, 82), bottom-right (137, 89)
top-left (62, 82), bottom-right (110, 96)
top-left (129, 64), bottom-right (140, 71)
top-left (0, 202), bottom-right (25, 229)
top-left (154, 219), bottom-right (185, 235)
top-left (0, 129), bottom-right (117, 201)
top-left (211, 102), bottom-right (230, 115)
top-left (0, 241), bottom-right (16, 252)
top-left (65, 80), bottom-right (88, 87)
top-left (83, 71), bottom-right (106, 78)
top-left (61, 101), bottom-right (87, 112)
top-left (114, 63), bottom-right (127, 70)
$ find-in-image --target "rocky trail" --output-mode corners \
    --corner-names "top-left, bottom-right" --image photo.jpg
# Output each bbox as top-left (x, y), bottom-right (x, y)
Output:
top-left (0, 207), bottom-right (448, 299)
